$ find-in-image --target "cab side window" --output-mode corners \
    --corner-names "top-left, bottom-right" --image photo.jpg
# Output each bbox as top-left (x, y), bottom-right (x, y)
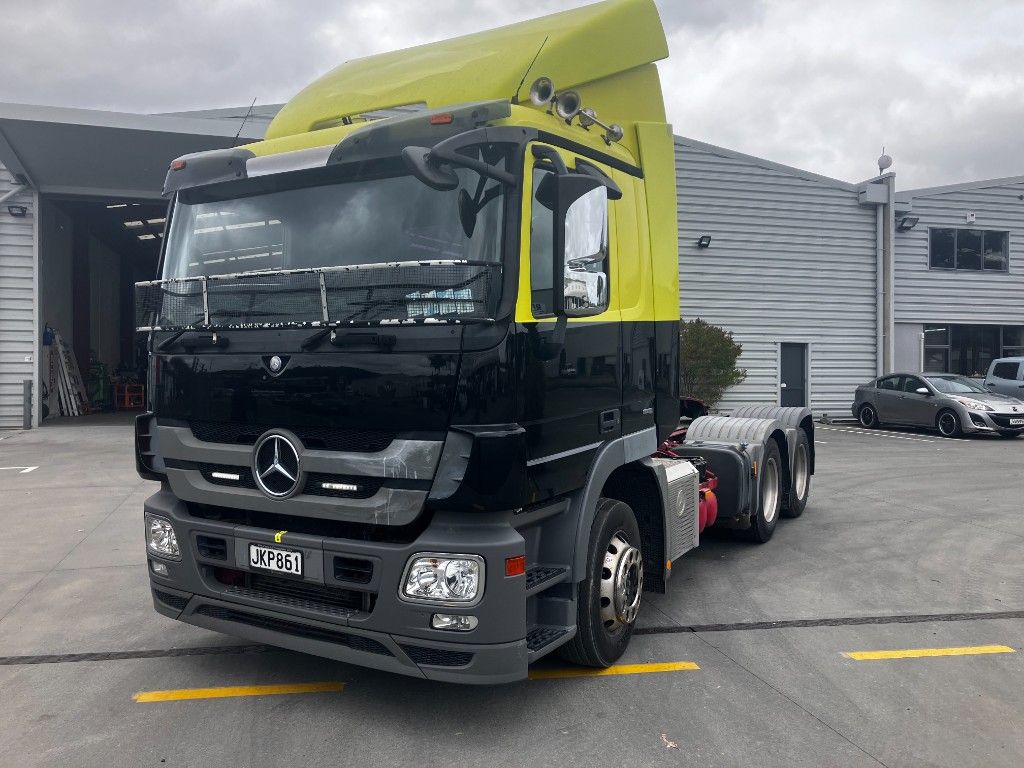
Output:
top-left (903, 376), bottom-right (927, 393)
top-left (993, 362), bottom-right (1021, 380)
top-left (877, 375), bottom-right (900, 390)
top-left (530, 166), bottom-right (555, 316)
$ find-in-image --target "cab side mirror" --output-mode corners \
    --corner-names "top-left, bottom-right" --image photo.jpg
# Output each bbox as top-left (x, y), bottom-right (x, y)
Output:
top-left (915, 387), bottom-right (931, 395)
top-left (552, 175), bottom-right (609, 318)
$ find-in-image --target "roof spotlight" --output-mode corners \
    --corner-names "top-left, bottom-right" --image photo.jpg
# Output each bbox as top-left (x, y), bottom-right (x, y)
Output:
top-left (554, 90), bottom-right (582, 122)
top-left (529, 77), bottom-right (555, 107)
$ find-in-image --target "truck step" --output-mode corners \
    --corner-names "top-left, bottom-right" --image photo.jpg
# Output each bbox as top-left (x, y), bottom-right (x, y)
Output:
top-left (525, 565), bottom-right (569, 597)
top-left (526, 624), bottom-right (574, 662)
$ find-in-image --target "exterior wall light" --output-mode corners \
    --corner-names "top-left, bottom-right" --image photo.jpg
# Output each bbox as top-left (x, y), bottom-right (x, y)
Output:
top-left (7, 205), bottom-right (27, 217)
top-left (897, 216), bottom-right (919, 232)
top-left (696, 235), bottom-right (712, 248)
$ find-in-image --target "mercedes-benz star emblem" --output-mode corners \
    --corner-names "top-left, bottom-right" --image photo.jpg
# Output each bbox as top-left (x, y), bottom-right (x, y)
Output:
top-left (253, 433), bottom-right (302, 498)
top-left (269, 355), bottom-right (283, 373)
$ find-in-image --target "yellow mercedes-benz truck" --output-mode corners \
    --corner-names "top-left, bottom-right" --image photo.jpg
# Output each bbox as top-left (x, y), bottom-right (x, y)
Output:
top-left (135, 0), bottom-right (814, 683)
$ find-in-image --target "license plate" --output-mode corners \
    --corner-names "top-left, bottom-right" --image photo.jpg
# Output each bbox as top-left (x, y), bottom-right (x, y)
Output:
top-left (248, 543), bottom-right (303, 576)
top-left (1010, 418), bottom-right (1024, 426)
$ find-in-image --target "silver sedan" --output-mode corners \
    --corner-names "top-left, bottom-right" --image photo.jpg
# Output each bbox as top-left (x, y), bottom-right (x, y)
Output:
top-left (852, 372), bottom-right (1024, 438)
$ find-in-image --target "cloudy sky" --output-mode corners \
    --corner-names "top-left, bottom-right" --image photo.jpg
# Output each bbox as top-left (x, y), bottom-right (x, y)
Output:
top-left (5, 0), bottom-right (1023, 188)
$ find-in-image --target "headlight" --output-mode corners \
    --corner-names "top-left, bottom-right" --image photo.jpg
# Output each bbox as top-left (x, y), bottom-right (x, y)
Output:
top-left (950, 396), bottom-right (994, 412)
top-left (401, 554), bottom-right (484, 605)
top-left (146, 513), bottom-right (180, 560)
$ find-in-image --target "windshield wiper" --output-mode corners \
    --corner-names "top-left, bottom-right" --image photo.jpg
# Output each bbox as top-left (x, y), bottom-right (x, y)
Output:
top-left (301, 326), bottom-right (334, 350)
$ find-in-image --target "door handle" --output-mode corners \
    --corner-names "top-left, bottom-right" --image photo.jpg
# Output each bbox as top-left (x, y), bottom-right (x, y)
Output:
top-left (599, 409), bottom-right (620, 433)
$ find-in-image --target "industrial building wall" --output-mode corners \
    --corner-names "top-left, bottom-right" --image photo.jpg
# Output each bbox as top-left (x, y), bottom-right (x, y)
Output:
top-left (0, 163), bottom-right (36, 428)
top-left (894, 179), bottom-right (1024, 324)
top-left (675, 137), bottom-right (879, 415)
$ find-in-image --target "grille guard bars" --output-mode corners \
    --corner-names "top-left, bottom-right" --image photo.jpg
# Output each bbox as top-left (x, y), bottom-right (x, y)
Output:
top-left (135, 260), bottom-right (501, 331)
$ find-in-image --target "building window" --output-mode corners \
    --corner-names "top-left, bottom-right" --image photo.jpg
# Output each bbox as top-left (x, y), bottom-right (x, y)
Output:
top-left (924, 324), bottom-right (1024, 376)
top-left (929, 228), bottom-right (1009, 272)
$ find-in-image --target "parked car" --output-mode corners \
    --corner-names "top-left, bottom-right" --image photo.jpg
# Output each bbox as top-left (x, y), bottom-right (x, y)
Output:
top-left (853, 372), bottom-right (1024, 438)
top-left (984, 357), bottom-right (1024, 397)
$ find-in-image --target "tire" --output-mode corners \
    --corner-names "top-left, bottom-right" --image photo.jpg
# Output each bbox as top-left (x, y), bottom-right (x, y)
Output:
top-left (746, 438), bottom-right (782, 543)
top-left (936, 409), bottom-right (963, 438)
top-left (858, 403), bottom-right (879, 428)
top-left (782, 431), bottom-right (811, 519)
top-left (559, 497), bottom-right (643, 668)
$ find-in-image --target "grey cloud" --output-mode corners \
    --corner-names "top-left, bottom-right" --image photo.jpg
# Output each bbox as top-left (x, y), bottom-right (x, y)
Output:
top-left (3, 0), bottom-right (1023, 188)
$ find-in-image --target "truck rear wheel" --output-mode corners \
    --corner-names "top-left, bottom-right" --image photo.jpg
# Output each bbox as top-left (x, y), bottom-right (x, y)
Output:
top-left (559, 497), bottom-right (642, 668)
top-left (746, 439), bottom-right (782, 543)
top-left (782, 431), bottom-right (811, 518)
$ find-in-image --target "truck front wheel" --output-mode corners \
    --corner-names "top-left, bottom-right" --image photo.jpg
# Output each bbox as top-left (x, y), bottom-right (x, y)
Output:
top-left (560, 498), bottom-right (642, 668)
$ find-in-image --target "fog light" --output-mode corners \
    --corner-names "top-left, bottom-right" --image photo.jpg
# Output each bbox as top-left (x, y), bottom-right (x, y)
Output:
top-left (145, 513), bottom-right (180, 560)
top-left (401, 553), bottom-right (484, 605)
top-left (432, 613), bottom-right (479, 631)
top-left (150, 560), bottom-right (169, 576)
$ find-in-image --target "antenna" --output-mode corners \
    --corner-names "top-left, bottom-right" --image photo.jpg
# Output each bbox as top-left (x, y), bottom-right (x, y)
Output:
top-left (231, 97), bottom-right (258, 147)
top-left (513, 37), bottom-right (549, 102)
top-left (877, 146), bottom-right (893, 175)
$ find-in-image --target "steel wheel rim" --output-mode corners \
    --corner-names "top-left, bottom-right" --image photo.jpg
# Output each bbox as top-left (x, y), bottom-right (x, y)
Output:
top-left (761, 458), bottom-right (780, 523)
top-left (600, 530), bottom-right (643, 634)
top-left (939, 412), bottom-right (957, 436)
top-left (794, 443), bottom-right (809, 500)
top-left (860, 406), bottom-right (874, 427)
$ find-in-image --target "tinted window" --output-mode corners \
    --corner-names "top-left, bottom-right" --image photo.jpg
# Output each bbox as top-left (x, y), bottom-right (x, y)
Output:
top-left (993, 362), bottom-right (1021, 380)
top-left (903, 376), bottom-right (927, 393)
top-left (877, 376), bottom-right (901, 390)
top-left (929, 229), bottom-right (955, 269)
top-left (984, 231), bottom-right (1009, 271)
top-left (956, 229), bottom-right (982, 270)
top-left (929, 228), bottom-right (1009, 272)
top-left (529, 167), bottom-right (555, 316)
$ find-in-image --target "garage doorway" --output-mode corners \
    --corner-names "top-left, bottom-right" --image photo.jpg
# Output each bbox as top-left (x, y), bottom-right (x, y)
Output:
top-left (780, 343), bottom-right (807, 407)
top-left (38, 197), bottom-right (164, 421)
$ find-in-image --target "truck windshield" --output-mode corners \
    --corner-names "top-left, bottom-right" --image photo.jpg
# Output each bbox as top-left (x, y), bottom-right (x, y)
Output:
top-left (146, 151), bottom-right (508, 328)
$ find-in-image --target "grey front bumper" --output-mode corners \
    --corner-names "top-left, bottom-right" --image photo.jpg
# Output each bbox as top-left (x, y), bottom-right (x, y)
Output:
top-left (144, 488), bottom-right (530, 684)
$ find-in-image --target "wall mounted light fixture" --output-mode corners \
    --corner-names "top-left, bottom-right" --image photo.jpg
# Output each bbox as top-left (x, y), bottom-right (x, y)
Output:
top-left (696, 235), bottom-right (712, 248)
top-left (896, 216), bottom-right (919, 232)
top-left (7, 205), bottom-right (27, 218)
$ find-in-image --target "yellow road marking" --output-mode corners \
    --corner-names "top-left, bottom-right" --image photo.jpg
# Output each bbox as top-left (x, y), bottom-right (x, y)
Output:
top-left (844, 645), bottom-right (1015, 661)
top-left (529, 661), bottom-right (699, 680)
top-left (133, 681), bottom-right (344, 703)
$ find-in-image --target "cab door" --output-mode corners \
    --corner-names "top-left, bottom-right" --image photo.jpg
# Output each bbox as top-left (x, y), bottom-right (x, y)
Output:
top-left (899, 375), bottom-right (939, 426)
top-left (517, 143), bottom-right (622, 501)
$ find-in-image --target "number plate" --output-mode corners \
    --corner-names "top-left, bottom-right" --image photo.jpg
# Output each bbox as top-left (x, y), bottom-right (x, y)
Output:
top-left (248, 543), bottom-right (303, 576)
top-left (1010, 418), bottom-right (1024, 426)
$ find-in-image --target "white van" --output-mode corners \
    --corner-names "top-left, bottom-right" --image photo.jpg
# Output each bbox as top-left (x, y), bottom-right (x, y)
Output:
top-left (985, 357), bottom-right (1024, 396)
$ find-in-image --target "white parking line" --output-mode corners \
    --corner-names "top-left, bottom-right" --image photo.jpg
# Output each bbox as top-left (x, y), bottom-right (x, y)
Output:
top-left (819, 426), bottom-right (935, 443)
top-left (0, 466), bottom-right (38, 474)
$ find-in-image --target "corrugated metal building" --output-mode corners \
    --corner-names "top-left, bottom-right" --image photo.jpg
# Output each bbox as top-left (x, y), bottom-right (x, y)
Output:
top-left (675, 137), bottom-right (887, 415)
top-left (0, 163), bottom-right (36, 427)
top-left (893, 176), bottom-right (1024, 376)
top-left (0, 98), bottom-right (1021, 426)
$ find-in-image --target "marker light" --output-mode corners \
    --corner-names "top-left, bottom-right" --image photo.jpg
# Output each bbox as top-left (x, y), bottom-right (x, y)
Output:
top-left (402, 554), bottom-right (484, 605)
top-left (145, 513), bottom-right (180, 560)
top-left (430, 113), bottom-right (454, 125)
top-left (505, 555), bottom-right (526, 577)
top-left (170, 159), bottom-right (186, 171)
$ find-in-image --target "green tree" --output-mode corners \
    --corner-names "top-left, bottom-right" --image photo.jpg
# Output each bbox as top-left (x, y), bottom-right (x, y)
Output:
top-left (679, 318), bottom-right (746, 408)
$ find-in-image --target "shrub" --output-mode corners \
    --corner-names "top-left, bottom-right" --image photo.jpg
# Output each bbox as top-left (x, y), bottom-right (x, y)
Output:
top-left (679, 318), bottom-right (746, 408)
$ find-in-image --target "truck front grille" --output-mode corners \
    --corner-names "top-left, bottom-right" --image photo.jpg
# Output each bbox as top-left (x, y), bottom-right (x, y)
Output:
top-left (189, 421), bottom-right (395, 452)
top-left (214, 569), bottom-right (374, 615)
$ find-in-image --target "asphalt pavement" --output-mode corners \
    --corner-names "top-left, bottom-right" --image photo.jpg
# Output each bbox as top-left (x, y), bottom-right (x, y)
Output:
top-left (1, 415), bottom-right (1022, 767)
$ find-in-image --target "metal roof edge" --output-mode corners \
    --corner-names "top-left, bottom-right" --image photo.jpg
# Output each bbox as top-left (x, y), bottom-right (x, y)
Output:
top-left (0, 102), bottom-right (266, 139)
top-left (673, 134), bottom-right (858, 191)
top-left (900, 174), bottom-right (1024, 198)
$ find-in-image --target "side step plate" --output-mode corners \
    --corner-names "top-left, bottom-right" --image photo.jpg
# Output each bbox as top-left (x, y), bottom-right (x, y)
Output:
top-left (526, 624), bottom-right (574, 662)
top-left (525, 565), bottom-right (569, 597)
